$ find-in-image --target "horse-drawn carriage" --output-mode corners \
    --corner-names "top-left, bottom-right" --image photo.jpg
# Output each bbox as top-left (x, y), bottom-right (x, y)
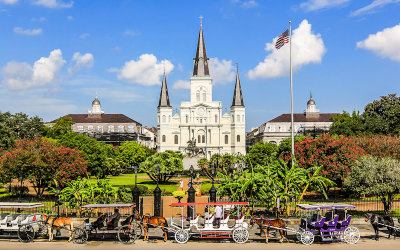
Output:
top-left (72, 204), bottom-right (141, 244)
top-left (169, 202), bottom-right (250, 244)
top-left (0, 202), bottom-right (47, 242)
top-left (296, 203), bottom-right (360, 245)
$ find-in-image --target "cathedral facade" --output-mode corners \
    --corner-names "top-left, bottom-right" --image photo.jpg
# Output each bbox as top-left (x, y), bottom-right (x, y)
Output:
top-left (157, 25), bottom-right (246, 158)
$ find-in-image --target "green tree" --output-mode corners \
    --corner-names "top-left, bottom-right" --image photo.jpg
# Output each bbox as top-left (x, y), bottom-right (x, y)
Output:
top-left (44, 116), bottom-right (74, 139)
top-left (247, 141), bottom-right (278, 166)
top-left (57, 132), bottom-right (114, 178)
top-left (363, 94), bottom-right (400, 135)
top-left (139, 151), bottom-right (184, 183)
top-left (329, 111), bottom-right (365, 136)
top-left (344, 156), bottom-right (400, 215)
top-left (116, 141), bottom-right (149, 169)
top-left (0, 111), bottom-right (44, 149)
top-left (278, 136), bottom-right (306, 159)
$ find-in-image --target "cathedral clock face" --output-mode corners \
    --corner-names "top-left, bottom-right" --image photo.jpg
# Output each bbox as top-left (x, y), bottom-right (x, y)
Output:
top-left (197, 107), bottom-right (205, 116)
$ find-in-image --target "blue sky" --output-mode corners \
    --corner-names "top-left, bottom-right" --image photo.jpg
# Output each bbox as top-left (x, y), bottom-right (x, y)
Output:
top-left (0, 0), bottom-right (400, 131)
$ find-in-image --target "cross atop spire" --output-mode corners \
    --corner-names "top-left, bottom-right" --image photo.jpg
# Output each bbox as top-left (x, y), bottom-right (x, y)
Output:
top-left (158, 72), bottom-right (171, 108)
top-left (192, 22), bottom-right (209, 76)
top-left (231, 63), bottom-right (244, 107)
top-left (199, 15), bottom-right (203, 27)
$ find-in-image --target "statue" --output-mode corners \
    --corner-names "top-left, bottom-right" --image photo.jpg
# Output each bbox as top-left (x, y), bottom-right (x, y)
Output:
top-left (185, 137), bottom-right (204, 157)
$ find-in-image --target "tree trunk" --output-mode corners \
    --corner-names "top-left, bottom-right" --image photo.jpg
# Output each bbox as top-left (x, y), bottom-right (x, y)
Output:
top-left (381, 194), bottom-right (393, 215)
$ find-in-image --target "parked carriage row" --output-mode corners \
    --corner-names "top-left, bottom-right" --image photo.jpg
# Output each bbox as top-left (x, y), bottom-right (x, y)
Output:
top-left (1, 202), bottom-right (399, 245)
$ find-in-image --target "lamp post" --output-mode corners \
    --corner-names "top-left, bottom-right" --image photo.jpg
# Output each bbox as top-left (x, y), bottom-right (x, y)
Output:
top-left (187, 165), bottom-right (196, 218)
top-left (209, 164), bottom-right (217, 202)
top-left (132, 165), bottom-right (140, 211)
top-left (56, 185), bottom-right (61, 217)
top-left (153, 165), bottom-right (162, 216)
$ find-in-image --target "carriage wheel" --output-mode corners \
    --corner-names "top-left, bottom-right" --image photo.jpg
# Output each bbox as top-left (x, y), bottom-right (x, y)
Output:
top-left (174, 229), bottom-right (189, 244)
top-left (296, 227), bottom-right (304, 241)
top-left (343, 226), bottom-right (360, 244)
top-left (37, 221), bottom-right (48, 238)
top-left (300, 231), bottom-right (314, 245)
top-left (73, 228), bottom-right (88, 244)
top-left (18, 224), bottom-right (35, 243)
top-left (232, 226), bottom-right (249, 244)
top-left (132, 222), bottom-right (143, 239)
top-left (118, 226), bottom-right (136, 244)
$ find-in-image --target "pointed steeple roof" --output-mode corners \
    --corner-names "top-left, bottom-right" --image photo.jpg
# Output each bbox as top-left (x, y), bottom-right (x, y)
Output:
top-left (193, 24), bottom-right (209, 76)
top-left (158, 73), bottom-right (171, 108)
top-left (232, 65), bottom-right (244, 107)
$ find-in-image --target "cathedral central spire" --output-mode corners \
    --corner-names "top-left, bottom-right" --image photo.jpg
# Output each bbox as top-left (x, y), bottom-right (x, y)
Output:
top-left (193, 24), bottom-right (209, 76)
top-left (232, 64), bottom-right (244, 107)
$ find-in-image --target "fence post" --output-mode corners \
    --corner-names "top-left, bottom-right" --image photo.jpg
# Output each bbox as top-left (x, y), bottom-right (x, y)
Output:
top-left (140, 197), bottom-right (143, 215)
top-left (154, 186), bottom-right (162, 216)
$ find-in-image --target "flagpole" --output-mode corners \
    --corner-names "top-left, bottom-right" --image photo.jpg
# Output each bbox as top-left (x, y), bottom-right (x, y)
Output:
top-left (289, 20), bottom-right (294, 167)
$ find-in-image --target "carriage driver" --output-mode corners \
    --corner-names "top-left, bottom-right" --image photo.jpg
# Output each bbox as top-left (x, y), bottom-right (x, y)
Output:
top-left (107, 208), bottom-right (120, 228)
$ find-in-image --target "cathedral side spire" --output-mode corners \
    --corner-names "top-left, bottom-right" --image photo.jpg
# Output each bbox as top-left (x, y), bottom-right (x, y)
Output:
top-left (231, 64), bottom-right (244, 107)
top-left (192, 23), bottom-right (209, 76)
top-left (158, 73), bottom-right (171, 108)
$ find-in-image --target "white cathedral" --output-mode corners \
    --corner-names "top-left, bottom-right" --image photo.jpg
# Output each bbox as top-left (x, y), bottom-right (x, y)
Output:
top-left (157, 24), bottom-right (246, 158)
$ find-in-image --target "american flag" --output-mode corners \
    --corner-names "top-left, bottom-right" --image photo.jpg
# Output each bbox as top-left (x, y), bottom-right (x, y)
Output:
top-left (275, 29), bottom-right (289, 49)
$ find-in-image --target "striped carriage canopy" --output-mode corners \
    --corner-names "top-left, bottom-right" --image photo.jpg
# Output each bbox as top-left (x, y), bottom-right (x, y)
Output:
top-left (81, 204), bottom-right (135, 209)
top-left (296, 203), bottom-right (355, 210)
top-left (170, 202), bottom-right (249, 207)
top-left (0, 202), bottom-right (44, 209)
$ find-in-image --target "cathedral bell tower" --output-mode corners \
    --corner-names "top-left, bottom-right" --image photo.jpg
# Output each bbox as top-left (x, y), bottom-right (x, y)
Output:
top-left (157, 72), bottom-right (172, 151)
top-left (230, 65), bottom-right (245, 154)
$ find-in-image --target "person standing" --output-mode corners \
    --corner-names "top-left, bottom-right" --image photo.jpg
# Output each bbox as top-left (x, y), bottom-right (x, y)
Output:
top-left (214, 205), bottom-right (222, 227)
top-left (179, 179), bottom-right (183, 191)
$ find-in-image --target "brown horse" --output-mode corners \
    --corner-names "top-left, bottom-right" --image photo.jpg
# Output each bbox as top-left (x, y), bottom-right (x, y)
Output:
top-left (250, 216), bottom-right (287, 243)
top-left (42, 214), bottom-right (74, 241)
top-left (134, 211), bottom-right (168, 242)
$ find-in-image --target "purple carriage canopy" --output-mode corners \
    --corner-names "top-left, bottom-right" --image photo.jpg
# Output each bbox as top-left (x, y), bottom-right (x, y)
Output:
top-left (296, 203), bottom-right (356, 210)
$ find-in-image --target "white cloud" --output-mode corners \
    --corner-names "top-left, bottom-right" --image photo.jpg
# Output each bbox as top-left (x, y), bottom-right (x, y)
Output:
top-left (68, 52), bottom-right (94, 74)
top-left (124, 29), bottom-right (137, 36)
top-left (67, 15), bottom-right (73, 20)
top-left (0, 0), bottom-right (18, 5)
top-left (114, 54), bottom-right (174, 86)
top-left (80, 33), bottom-right (90, 39)
top-left (1, 49), bottom-right (66, 90)
top-left (31, 16), bottom-right (46, 22)
top-left (208, 58), bottom-right (235, 84)
top-left (172, 80), bottom-right (190, 89)
top-left (356, 23), bottom-right (400, 62)
top-left (33, 0), bottom-right (73, 8)
top-left (248, 19), bottom-right (326, 79)
top-left (242, 0), bottom-right (258, 8)
top-left (300, 0), bottom-right (350, 11)
top-left (13, 27), bottom-right (42, 36)
top-left (351, 0), bottom-right (400, 16)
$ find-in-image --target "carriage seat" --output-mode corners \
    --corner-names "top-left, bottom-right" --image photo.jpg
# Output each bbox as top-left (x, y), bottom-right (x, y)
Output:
top-left (336, 215), bottom-right (352, 230)
top-left (18, 214), bottom-right (30, 225)
top-left (323, 215), bottom-right (339, 229)
top-left (91, 213), bottom-right (107, 229)
top-left (205, 213), bottom-right (215, 224)
top-left (220, 213), bottom-right (230, 225)
top-left (235, 214), bottom-right (245, 225)
top-left (0, 213), bottom-right (10, 225)
top-left (107, 213), bottom-right (121, 230)
top-left (190, 214), bottom-right (200, 227)
top-left (121, 214), bottom-right (134, 226)
top-left (301, 216), bottom-right (325, 231)
top-left (9, 214), bottom-right (21, 226)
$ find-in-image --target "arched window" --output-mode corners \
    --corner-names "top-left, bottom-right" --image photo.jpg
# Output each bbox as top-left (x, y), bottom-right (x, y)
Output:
top-left (185, 115), bottom-right (188, 123)
top-left (232, 115), bottom-right (234, 122)
top-left (162, 115), bottom-right (166, 123)
top-left (162, 135), bottom-right (166, 142)
top-left (174, 135), bottom-right (178, 144)
top-left (202, 92), bottom-right (206, 101)
top-left (196, 92), bottom-right (200, 102)
top-left (198, 135), bottom-right (201, 143)
top-left (202, 135), bottom-right (205, 143)
top-left (237, 115), bottom-right (240, 122)
top-left (225, 135), bottom-right (228, 144)
top-left (168, 115), bottom-right (171, 122)
top-left (215, 114), bottom-right (218, 123)
top-left (237, 135), bottom-right (240, 142)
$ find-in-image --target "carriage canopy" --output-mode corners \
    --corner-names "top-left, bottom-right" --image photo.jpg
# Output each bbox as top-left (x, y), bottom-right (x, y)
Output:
top-left (81, 204), bottom-right (135, 209)
top-left (0, 202), bottom-right (44, 209)
top-left (296, 203), bottom-right (355, 210)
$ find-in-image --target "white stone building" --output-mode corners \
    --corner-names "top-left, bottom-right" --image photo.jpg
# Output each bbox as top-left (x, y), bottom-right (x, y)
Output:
top-left (157, 25), bottom-right (246, 158)
top-left (247, 94), bottom-right (339, 146)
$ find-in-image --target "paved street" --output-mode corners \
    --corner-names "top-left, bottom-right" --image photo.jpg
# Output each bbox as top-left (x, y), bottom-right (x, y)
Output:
top-left (0, 223), bottom-right (399, 250)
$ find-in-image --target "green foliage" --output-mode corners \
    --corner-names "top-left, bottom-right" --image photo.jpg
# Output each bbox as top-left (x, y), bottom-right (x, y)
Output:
top-left (344, 156), bottom-right (400, 214)
top-left (364, 94), bottom-right (400, 135)
top-left (247, 141), bottom-right (278, 166)
top-left (139, 151), bottom-right (183, 183)
top-left (278, 136), bottom-right (306, 158)
top-left (172, 190), bottom-right (186, 198)
top-left (116, 141), bottom-right (149, 168)
top-left (57, 132), bottom-right (115, 178)
top-left (44, 117), bottom-right (75, 139)
top-left (0, 111), bottom-right (44, 149)
top-left (330, 111), bottom-right (365, 136)
top-left (59, 178), bottom-right (132, 211)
